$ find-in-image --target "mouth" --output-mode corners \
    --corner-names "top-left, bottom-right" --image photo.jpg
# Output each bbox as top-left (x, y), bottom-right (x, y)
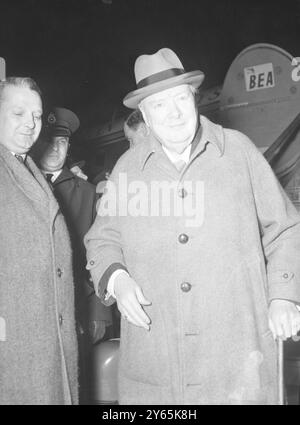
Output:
top-left (169, 122), bottom-right (185, 128)
top-left (46, 153), bottom-right (59, 159)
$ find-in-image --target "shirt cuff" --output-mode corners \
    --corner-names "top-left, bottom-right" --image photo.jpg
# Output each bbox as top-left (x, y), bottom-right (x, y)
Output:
top-left (98, 262), bottom-right (128, 305)
top-left (105, 269), bottom-right (129, 300)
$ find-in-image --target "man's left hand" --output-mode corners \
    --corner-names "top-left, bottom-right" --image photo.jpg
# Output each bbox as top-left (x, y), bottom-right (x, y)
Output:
top-left (268, 299), bottom-right (300, 340)
top-left (70, 165), bottom-right (88, 180)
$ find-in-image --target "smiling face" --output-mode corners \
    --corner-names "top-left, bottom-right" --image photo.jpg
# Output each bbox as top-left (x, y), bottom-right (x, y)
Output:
top-left (39, 136), bottom-right (69, 172)
top-left (139, 84), bottom-right (198, 153)
top-left (0, 85), bottom-right (42, 154)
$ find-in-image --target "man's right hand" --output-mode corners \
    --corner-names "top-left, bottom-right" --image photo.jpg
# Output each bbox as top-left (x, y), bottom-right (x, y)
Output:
top-left (114, 273), bottom-right (151, 330)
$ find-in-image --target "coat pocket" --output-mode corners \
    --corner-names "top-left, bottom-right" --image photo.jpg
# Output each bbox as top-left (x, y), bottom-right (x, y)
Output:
top-left (120, 319), bottom-right (171, 387)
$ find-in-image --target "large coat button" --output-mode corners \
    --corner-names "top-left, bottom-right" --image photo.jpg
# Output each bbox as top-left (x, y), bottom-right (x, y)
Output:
top-left (181, 282), bottom-right (192, 292)
top-left (57, 268), bottom-right (63, 278)
top-left (178, 188), bottom-right (187, 198)
top-left (178, 233), bottom-right (189, 244)
top-left (59, 315), bottom-right (63, 326)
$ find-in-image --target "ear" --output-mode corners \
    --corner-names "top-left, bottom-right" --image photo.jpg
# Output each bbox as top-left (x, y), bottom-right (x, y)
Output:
top-left (138, 103), bottom-right (150, 127)
top-left (139, 123), bottom-right (150, 137)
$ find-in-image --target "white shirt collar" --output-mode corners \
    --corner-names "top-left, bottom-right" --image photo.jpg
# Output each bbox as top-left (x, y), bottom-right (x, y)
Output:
top-left (162, 144), bottom-right (191, 164)
top-left (11, 151), bottom-right (26, 160)
top-left (42, 169), bottom-right (63, 183)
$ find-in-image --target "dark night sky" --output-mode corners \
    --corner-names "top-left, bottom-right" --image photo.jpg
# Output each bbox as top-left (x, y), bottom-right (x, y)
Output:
top-left (1, 0), bottom-right (299, 135)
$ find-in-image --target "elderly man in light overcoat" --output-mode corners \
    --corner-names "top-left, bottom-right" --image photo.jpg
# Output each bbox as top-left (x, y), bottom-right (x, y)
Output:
top-left (85, 48), bottom-right (300, 405)
top-left (0, 77), bottom-right (78, 404)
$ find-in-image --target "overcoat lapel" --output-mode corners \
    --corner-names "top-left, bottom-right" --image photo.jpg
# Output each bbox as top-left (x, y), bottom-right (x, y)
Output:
top-left (0, 145), bottom-right (60, 221)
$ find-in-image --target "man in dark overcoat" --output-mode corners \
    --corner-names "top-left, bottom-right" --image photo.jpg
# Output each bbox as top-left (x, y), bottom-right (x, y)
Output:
top-left (32, 107), bottom-right (112, 403)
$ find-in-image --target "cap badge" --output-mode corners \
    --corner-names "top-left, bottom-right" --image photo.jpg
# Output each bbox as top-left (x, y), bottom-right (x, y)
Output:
top-left (47, 112), bottom-right (56, 124)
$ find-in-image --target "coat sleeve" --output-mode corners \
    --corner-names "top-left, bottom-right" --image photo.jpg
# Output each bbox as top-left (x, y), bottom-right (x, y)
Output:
top-left (245, 135), bottom-right (300, 304)
top-left (91, 188), bottom-right (100, 223)
top-left (84, 168), bottom-right (126, 305)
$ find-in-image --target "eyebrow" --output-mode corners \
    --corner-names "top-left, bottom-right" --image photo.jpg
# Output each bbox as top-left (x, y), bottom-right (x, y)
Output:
top-left (148, 89), bottom-right (190, 104)
top-left (175, 89), bottom-right (190, 96)
top-left (11, 106), bottom-right (43, 114)
top-left (149, 98), bottom-right (166, 104)
top-left (55, 137), bottom-right (68, 142)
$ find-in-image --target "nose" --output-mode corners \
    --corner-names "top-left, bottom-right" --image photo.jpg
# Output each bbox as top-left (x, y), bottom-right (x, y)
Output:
top-left (25, 114), bottom-right (36, 129)
top-left (52, 142), bottom-right (59, 152)
top-left (168, 100), bottom-right (181, 118)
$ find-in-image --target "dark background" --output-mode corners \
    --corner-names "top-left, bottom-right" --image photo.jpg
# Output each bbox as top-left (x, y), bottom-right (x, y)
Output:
top-left (1, 0), bottom-right (299, 136)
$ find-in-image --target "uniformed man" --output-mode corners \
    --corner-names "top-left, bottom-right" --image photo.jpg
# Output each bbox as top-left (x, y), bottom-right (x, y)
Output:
top-left (123, 108), bottom-right (147, 148)
top-left (31, 107), bottom-right (112, 404)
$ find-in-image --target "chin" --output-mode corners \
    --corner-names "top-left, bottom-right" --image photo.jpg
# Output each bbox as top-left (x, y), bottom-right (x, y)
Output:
top-left (167, 135), bottom-right (192, 144)
top-left (20, 135), bottom-right (35, 144)
top-left (41, 162), bottom-right (56, 170)
top-left (21, 146), bottom-right (33, 154)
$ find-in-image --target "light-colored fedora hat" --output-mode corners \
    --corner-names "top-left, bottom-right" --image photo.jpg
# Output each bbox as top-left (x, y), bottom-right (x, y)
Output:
top-left (123, 48), bottom-right (205, 109)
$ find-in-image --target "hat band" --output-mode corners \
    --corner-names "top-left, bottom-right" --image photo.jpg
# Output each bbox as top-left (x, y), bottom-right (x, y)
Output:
top-left (137, 68), bottom-right (185, 89)
top-left (49, 126), bottom-right (71, 137)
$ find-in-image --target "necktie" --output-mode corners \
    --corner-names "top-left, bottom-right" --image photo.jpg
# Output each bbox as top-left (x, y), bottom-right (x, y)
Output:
top-left (15, 154), bottom-right (24, 164)
top-left (174, 159), bottom-right (186, 172)
top-left (15, 154), bottom-right (36, 177)
top-left (45, 173), bottom-right (54, 184)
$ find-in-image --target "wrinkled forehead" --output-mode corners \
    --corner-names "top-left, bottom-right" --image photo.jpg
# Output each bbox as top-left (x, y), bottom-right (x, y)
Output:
top-left (141, 84), bottom-right (192, 106)
top-left (1, 85), bottom-right (42, 110)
